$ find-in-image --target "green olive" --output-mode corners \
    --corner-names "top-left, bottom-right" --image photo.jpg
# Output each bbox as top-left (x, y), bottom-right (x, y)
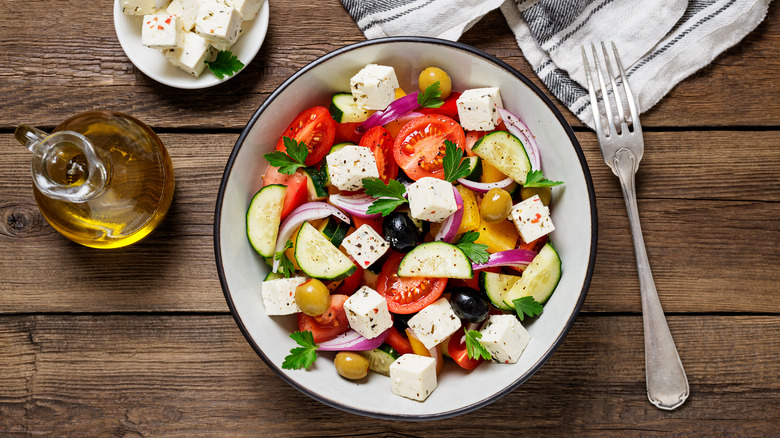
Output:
top-left (295, 279), bottom-right (331, 316)
top-left (418, 67), bottom-right (452, 100)
top-left (520, 186), bottom-right (552, 206)
top-left (334, 352), bottom-right (369, 380)
top-left (480, 188), bottom-right (513, 223)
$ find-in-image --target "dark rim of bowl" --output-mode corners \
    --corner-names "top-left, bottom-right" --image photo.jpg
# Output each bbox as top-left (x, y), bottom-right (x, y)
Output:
top-left (214, 36), bottom-right (597, 421)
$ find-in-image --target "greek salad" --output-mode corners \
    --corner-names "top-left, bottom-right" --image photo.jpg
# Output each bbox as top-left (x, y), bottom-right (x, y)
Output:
top-left (249, 63), bottom-right (563, 402)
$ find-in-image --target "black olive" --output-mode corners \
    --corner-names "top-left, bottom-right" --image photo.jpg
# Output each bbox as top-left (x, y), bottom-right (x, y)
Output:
top-left (396, 169), bottom-right (414, 186)
top-left (383, 212), bottom-right (418, 253)
top-left (393, 313), bottom-right (413, 332)
top-left (450, 287), bottom-right (490, 323)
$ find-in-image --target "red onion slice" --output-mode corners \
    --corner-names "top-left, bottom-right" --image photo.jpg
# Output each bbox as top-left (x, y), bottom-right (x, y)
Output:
top-left (456, 176), bottom-right (514, 193)
top-left (434, 186), bottom-right (464, 243)
top-left (472, 248), bottom-right (538, 271)
top-left (317, 328), bottom-right (391, 351)
top-left (358, 92), bottom-right (421, 132)
top-left (272, 202), bottom-right (349, 272)
top-left (328, 194), bottom-right (382, 219)
top-left (498, 108), bottom-right (541, 171)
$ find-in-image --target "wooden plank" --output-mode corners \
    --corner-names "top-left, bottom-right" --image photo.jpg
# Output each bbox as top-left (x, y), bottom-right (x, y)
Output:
top-left (0, 314), bottom-right (777, 436)
top-left (0, 2), bottom-right (777, 129)
top-left (1, 131), bottom-right (778, 314)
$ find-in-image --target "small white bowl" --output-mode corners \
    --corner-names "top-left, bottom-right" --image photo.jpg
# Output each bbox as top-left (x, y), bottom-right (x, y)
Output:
top-left (113, 0), bottom-right (269, 89)
top-left (215, 37), bottom-right (597, 420)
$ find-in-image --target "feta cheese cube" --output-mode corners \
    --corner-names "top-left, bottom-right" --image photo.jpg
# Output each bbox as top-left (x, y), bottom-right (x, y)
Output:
top-left (343, 286), bottom-right (393, 339)
top-left (222, 0), bottom-right (264, 20)
top-left (260, 277), bottom-right (305, 316)
top-left (389, 354), bottom-right (437, 401)
top-left (122, 0), bottom-right (171, 15)
top-left (350, 64), bottom-right (399, 110)
top-left (195, 1), bottom-right (243, 46)
top-left (456, 87), bottom-right (504, 131)
top-left (141, 14), bottom-right (184, 50)
top-left (167, 0), bottom-right (201, 30)
top-left (406, 177), bottom-right (457, 223)
top-left (510, 194), bottom-right (555, 243)
top-left (407, 298), bottom-right (461, 349)
top-left (342, 224), bottom-right (390, 269)
top-left (479, 314), bottom-right (531, 364)
top-left (164, 31), bottom-right (214, 76)
top-left (325, 145), bottom-right (379, 191)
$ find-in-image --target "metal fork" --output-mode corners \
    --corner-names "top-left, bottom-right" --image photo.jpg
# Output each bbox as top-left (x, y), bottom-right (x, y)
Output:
top-left (582, 42), bottom-right (689, 410)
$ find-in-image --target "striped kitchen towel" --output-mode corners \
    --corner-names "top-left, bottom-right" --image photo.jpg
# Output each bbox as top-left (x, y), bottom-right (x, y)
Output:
top-left (341, 0), bottom-right (772, 128)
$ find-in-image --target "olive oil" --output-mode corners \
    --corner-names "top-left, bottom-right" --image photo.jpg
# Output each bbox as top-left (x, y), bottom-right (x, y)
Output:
top-left (21, 111), bottom-right (174, 248)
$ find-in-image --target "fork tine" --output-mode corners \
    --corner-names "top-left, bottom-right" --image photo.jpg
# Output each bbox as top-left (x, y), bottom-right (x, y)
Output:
top-left (590, 43), bottom-right (614, 137)
top-left (601, 42), bottom-right (626, 131)
top-left (581, 46), bottom-right (606, 139)
top-left (611, 41), bottom-right (641, 129)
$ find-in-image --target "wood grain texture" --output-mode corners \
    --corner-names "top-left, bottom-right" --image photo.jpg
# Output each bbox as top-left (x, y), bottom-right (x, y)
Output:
top-left (2, 131), bottom-right (778, 314)
top-left (0, 314), bottom-right (777, 436)
top-left (0, 1), bottom-right (777, 128)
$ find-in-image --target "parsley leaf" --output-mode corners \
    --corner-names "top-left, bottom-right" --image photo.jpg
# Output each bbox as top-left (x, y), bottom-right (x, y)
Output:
top-left (465, 330), bottom-right (493, 361)
top-left (263, 137), bottom-right (308, 175)
top-left (454, 231), bottom-right (490, 264)
top-left (282, 331), bottom-right (318, 370)
top-left (442, 140), bottom-right (472, 183)
top-left (273, 240), bottom-right (295, 278)
top-left (513, 296), bottom-right (544, 321)
top-left (417, 81), bottom-right (444, 108)
top-left (362, 177), bottom-right (408, 216)
top-left (205, 50), bottom-right (245, 79)
top-left (523, 170), bottom-right (563, 188)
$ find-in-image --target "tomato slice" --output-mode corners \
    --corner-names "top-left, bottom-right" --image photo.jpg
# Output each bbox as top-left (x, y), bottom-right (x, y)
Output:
top-left (359, 126), bottom-right (398, 184)
top-left (385, 326), bottom-right (414, 355)
top-left (275, 106), bottom-right (336, 166)
top-left (335, 121), bottom-right (364, 144)
top-left (392, 114), bottom-right (466, 181)
top-left (447, 326), bottom-right (485, 370)
top-left (418, 92), bottom-right (461, 120)
top-left (376, 252), bottom-right (447, 314)
top-left (297, 294), bottom-right (350, 343)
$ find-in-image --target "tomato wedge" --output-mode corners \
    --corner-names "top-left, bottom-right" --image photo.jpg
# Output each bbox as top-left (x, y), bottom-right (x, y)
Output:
top-left (376, 252), bottom-right (447, 314)
top-left (262, 167), bottom-right (308, 220)
top-left (275, 106), bottom-right (336, 166)
top-left (297, 294), bottom-right (350, 343)
top-left (334, 265), bottom-right (363, 296)
top-left (447, 326), bottom-right (485, 370)
top-left (334, 121), bottom-right (363, 144)
top-left (418, 91), bottom-right (461, 120)
top-left (359, 126), bottom-right (398, 183)
top-left (392, 114), bottom-right (466, 181)
top-left (385, 326), bottom-right (414, 355)
top-left (353, 215), bottom-right (384, 236)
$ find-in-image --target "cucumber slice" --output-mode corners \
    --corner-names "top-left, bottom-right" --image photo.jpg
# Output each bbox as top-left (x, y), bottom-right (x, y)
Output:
top-left (246, 184), bottom-right (286, 257)
top-left (463, 156), bottom-right (482, 182)
top-left (329, 93), bottom-right (372, 123)
top-left (503, 243), bottom-right (562, 307)
top-left (398, 242), bottom-right (473, 279)
top-left (294, 222), bottom-right (357, 280)
top-left (472, 131), bottom-right (531, 184)
top-left (264, 271), bottom-right (284, 281)
top-left (360, 344), bottom-right (400, 376)
top-left (479, 271), bottom-right (520, 311)
top-left (317, 217), bottom-right (350, 247)
top-left (303, 167), bottom-right (328, 200)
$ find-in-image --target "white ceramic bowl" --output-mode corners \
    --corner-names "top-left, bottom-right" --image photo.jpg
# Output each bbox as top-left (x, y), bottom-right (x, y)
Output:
top-left (113, 0), bottom-right (269, 89)
top-left (215, 37), bottom-right (597, 420)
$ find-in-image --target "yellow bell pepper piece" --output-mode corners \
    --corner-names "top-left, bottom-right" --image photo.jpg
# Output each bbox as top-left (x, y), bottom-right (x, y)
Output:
top-left (475, 218), bottom-right (519, 253)
top-left (455, 185), bottom-right (480, 235)
top-left (395, 87), bottom-right (407, 99)
top-left (481, 161), bottom-right (507, 183)
top-left (406, 329), bottom-right (444, 374)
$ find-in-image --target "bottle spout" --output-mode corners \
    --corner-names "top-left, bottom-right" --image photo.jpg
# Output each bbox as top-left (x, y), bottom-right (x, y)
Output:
top-left (15, 125), bottom-right (49, 152)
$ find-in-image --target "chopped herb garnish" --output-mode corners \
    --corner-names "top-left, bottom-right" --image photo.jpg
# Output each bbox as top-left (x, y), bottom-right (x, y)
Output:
top-left (442, 140), bottom-right (472, 183)
top-left (512, 296), bottom-right (544, 321)
top-left (523, 170), bottom-right (563, 188)
top-left (263, 137), bottom-right (308, 175)
top-left (362, 177), bottom-right (408, 216)
top-left (465, 330), bottom-right (492, 361)
top-left (454, 231), bottom-right (490, 264)
top-left (281, 331), bottom-right (318, 370)
top-left (273, 240), bottom-right (295, 278)
top-left (417, 81), bottom-right (444, 108)
top-left (205, 50), bottom-right (245, 79)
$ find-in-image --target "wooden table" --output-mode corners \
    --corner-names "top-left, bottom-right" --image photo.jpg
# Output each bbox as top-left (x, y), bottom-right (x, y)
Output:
top-left (2, 1), bottom-right (778, 436)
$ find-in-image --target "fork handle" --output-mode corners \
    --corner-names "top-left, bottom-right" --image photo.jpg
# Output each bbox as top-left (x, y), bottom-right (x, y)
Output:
top-left (613, 147), bottom-right (690, 410)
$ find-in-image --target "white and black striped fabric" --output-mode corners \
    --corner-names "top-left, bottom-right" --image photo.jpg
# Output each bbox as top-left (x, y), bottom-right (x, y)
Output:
top-left (341, 0), bottom-right (772, 129)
